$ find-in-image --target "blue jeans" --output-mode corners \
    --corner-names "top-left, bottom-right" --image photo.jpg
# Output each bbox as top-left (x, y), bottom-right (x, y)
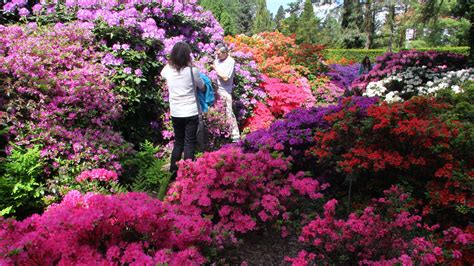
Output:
top-left (170, 115), bottom-right (199, 174)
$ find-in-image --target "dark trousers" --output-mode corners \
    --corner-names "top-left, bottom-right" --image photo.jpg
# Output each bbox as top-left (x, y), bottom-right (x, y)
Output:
top-left (170, 115), bottom-right (199, 174)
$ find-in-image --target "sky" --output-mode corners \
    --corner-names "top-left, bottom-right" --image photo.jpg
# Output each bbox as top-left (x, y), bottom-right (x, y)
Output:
top-left (267, 0), bottom-right (343, 15)
top-left (267, 0), bottom-right (294, 15)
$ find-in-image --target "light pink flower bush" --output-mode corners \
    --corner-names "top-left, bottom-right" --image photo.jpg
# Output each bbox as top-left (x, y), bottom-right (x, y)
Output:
top-left (0, 191), bottom-right (212, 265)
top-left (76, 168), bottom-right (119, 183)
top-left (287, 185), bottom-right (474, 265)
top-left (313, 81), bottom-right (345, 104)
top-left (166, 146), bottom-right (326, 245)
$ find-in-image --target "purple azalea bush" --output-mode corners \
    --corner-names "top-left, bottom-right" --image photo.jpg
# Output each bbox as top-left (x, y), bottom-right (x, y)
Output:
top-left (326, 63), bottom-right (360, 90)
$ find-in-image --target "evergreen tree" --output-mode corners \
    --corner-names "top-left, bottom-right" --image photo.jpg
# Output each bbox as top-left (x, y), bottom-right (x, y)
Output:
top-left (274, 5), bottom-right (286, 31)
top-left (281, 0), bottom-right (302, 36)
top-left (296, 0), bottom-right (320, 43)
top-left (452, 0), bottom-right (474, 64)
top-left (319, 16), bottom-right (343, 47)
top-left (252, 0), bottom-right (274, 34)
top-left (341, 0), bottom-right (365, 48)
top-left (237, 0), bottom-right (257, 35)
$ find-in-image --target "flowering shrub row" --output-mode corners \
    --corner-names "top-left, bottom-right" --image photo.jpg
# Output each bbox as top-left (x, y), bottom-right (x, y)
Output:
top-left (364, 67), bottom-right (474, 102)
top-left (242, 97), bottom-right (378, 160)
top-left (352, 50), bottom-right (468, 91)
top-left (0, 191), bottom-right (212, 265)
top-left (166, 146), bottom-right (326, 245)
top-left (287, 186), bottom-right (474, 265)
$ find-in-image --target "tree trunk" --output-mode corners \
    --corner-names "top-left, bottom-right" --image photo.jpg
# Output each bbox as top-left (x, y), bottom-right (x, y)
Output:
top-left (364, 0), bottom-right (374, 49)
top-left (387, 3), bottom-right (396, 52)
top-left (470, 1), bottom-right (474, 65)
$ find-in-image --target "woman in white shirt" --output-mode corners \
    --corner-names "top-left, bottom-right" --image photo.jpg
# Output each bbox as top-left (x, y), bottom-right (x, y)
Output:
top-left (161, 42), bottom-right (204, 178)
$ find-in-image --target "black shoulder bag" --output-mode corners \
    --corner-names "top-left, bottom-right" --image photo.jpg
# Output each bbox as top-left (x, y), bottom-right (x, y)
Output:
top-left (190, 67), bottom-right (209, 152)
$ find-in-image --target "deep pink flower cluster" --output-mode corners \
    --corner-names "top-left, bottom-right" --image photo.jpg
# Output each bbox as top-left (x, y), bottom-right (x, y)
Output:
top-left (76, 168), bottom-right (119, 183)
top-left (0, 24), bottom-right (130, 179)
top-left (287, 185), bottom-right (474, 265)
top-left (262, 75), bottom-right (315, 117)
top-left (352, 50), bottom-right (467, 91)
top-left (0, 191), bottom-right (212, 265)
top-left (243, 101), bottom-right (275, 132)
top-left (166, 146), bottom-right (326, 244)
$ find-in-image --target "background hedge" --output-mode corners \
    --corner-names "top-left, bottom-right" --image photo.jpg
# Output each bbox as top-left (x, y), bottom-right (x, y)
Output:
top-left (324, 46), bottom-right (470, 63)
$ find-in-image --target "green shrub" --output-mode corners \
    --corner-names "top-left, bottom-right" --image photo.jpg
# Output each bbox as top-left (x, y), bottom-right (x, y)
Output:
top-left (123, 141), bottom-right (171, 200)
top-left (324, 47), bottom-right (470, 63)
top-left (0, 145), bottom-right (46, 218)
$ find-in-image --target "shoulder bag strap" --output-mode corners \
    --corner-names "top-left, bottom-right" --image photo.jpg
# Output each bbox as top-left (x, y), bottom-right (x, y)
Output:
top-left (190, 67), bottom-right (203, 119)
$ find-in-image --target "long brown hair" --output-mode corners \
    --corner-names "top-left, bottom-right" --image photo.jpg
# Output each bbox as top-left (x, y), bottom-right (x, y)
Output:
top-left (169, 42), bottom-right (192, 72)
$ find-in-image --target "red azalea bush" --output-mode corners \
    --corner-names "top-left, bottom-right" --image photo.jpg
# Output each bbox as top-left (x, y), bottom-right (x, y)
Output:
top-left (352, 50), bottom-right (468, 91)
top-left (287, 186), bottom-right (474, 265)
top-left (166, 146), bottom-right (326, 245)
top-left (308, 96), bottom-right (473, 217)
top-left (0, 191), bottom-right (212, 265)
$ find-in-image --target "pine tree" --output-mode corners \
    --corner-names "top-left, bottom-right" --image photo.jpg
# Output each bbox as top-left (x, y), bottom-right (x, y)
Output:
top-left (281, 0), bottom-right (302, 36)
top-left (236, 0), bottom-right (257, 35)
top-left (341, 0), bottom-right (365, 48)
top-left (296, 0), bottom-right (320, 43)
top-left (252, 0), bottom-right (274, 34)
top-left (275, 5), bottom-right (286, 31)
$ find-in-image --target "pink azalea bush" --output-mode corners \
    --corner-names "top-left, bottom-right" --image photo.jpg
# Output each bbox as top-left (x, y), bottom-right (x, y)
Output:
top-left (0, 191), bottom-right (212, 265)
top-left (243, 101), bottom-right (275, 133)
top-left (76, 168), bottom-right (119, 183)
top-left (74, 168), bottom-right (121, 195)
top-left (166, 146), bottom-right (326, 245)
top-left (286, 185), bottom-right (474, 265)
top-left (0, 24), bottom-right (130, 180)
top-left (262, 75), bottom-right (315, 117)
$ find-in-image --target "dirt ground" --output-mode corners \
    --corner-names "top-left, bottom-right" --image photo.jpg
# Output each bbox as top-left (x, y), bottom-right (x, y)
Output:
top-left (211, 229), bottom-right (304, 266)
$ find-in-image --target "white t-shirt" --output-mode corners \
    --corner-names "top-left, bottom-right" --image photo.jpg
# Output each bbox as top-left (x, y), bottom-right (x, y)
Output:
top-left (161, 65), bottom-right (204, 118)
top-left (214, 56), bottom-right (235, 94)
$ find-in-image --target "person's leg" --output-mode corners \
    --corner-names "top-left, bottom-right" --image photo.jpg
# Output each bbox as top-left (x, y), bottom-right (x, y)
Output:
top-left (218, 89), bottom-right (240, 142)
top-left (183, 115), bottom-right (198, 161)
top-left (170, 116), bottom-right (185, 174)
